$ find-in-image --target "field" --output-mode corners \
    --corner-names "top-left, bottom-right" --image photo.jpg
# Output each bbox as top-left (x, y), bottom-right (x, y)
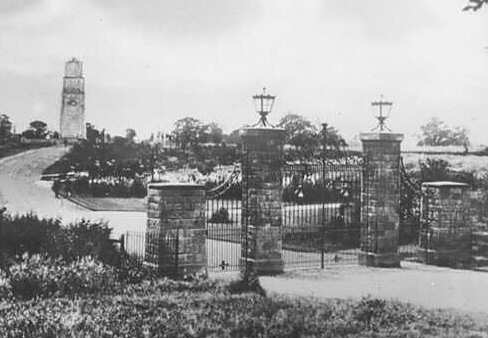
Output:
top-left (402, 152), bottom-right (488, 175)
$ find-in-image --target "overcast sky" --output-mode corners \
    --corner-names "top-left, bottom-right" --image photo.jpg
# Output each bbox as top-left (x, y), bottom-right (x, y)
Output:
top-left (1, 0), bottom-right (487, 145)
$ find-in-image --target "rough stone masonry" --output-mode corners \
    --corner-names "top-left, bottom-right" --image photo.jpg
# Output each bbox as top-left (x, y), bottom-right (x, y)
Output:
top-left (241, 127), bottom-right (286, 275)
top-left (419, 181), bottom-right (472, 268)
top-left (359, 132), bottom-right (403, 267)
top-left (145, 183), bottom-right (207, 278)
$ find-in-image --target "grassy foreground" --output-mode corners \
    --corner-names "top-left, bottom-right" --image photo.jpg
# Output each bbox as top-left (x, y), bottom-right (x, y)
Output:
top-left (1, 279), bottom-right (487, 338)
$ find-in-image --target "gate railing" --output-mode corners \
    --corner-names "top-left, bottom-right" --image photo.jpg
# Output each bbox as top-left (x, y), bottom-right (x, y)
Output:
top-left (282, 159), bottom-right (362, 268)
top-left (205, 164), bottom-right (242, 271)
top-left (399, 157), bottom-right (423, 260)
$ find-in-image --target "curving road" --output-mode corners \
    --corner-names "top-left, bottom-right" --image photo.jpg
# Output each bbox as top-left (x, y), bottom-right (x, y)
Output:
top-left (0, 146), bottom-right (145, 236)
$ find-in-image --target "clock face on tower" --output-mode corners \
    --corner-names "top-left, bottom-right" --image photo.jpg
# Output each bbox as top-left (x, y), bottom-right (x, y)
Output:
top-left (67, 99), bottom-right (78, 106)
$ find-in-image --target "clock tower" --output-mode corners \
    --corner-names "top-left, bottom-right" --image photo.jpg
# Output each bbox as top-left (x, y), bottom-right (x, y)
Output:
top-left (60, 57), bottom-right (85, 139)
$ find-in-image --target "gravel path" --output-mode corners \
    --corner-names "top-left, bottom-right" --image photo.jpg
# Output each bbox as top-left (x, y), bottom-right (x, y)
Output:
top-left (259, 262), bottom-right (488, 314)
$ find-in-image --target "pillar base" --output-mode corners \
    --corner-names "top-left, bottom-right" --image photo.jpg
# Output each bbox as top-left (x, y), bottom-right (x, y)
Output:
top-left (359, 251), bottom-right (400, 268)
top-left (240, 257), bottom-right (284, 276)
top-left (255, 258), bottom-right (284, 275)
top-left (417, 248), bottom-right (472, 269)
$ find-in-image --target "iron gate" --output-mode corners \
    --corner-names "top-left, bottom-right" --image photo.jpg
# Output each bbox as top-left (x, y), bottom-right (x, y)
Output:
top-left (205, 165), bottom-right (242, 271)
top-left (282, 159), bottom-right (362, 268)
top-left (398, 157), bottom-right (427, 261)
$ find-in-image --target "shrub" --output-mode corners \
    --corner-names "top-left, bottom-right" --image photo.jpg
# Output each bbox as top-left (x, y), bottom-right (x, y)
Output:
top-left (0, 269), bottom-right (11, 300)
top-left (7, 254), bottom-right (117, 300)
top-left (0, 292), bottom-right (486, 337)
top-left (60, 220), bottom-right (120, 266)
top-left (0, 212), bottom-right (120, 269)
top-left (116, 254), bottom-right (158, 284)
top-left (209, 207), bottom-right (231, 223)
top-left (0, 213), bottom-right (63, 265)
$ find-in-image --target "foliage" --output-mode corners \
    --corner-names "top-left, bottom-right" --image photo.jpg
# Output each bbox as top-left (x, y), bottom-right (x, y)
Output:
top-left (419, 158), bottom-right (451, 182)
top-left (282, 175), bottom-right (357, 204)
top-left (0, 289), bottom-right (486, 337)
top-left (22, 120), bottom-right (49, 139)
top-left (125, 128), bottom-right (137, 142)
top-left (0, 269), bottom-right (11, 300)
top-left (416, 158), bottom-right (475, 186)
top-left (0, 212), bottom-right (120, 269)
top-left (209, 207), bottom-right (231, 223)
top-left (0, 114), bottom-right (13, 143)
top-left (5, 255), bottom-right (117, 300)
top-left (200, 122), bottom-right (224, 144)
top-left (57, 176), bottom-right (147, 198)
top-left (278, 114), bottom-right (319, 155)
top-left (172, 117), bottom-right (204, 150)
top-left (463, 0), bottom-right (488, 10)
top-left (278, 114), bottom-right (347, 160)
top-left (417, 117), bottom-right (469, 148)
top-left (116, 254), bottom-right (158, 284)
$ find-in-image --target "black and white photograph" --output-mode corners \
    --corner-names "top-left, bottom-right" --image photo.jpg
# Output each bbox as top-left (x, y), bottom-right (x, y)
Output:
top-left (0, 0), bottom-right (488, 337)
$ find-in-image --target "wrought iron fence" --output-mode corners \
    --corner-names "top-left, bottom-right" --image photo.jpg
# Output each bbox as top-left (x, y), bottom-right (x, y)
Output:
top-left (123, 230), bottom-right (179, 276)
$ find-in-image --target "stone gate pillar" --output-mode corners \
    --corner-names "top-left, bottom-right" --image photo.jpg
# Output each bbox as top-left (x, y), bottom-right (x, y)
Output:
top-left (241, 127), bottom-right (285, 275)
top-left (359, 133), bottom-right (403, 267)
top-left (145, 183), bottom-right (207, 278)
top-left (419, 182), bottom-right (472, 268)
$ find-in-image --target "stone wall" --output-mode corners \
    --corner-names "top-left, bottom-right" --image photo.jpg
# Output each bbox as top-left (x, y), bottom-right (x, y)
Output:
top-left (145, 183), bottom-right (207, 278)
top-left (419, 182), bottom-right (472, 268)
top-left (359, 133), bottom-right (403, 267)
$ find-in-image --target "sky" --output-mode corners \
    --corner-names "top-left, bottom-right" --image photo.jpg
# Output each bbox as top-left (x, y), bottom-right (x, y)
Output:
top-left (0, 0), bottom-right (487, 146)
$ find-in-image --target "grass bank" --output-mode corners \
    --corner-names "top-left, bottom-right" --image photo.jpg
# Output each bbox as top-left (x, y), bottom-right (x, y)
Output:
top-left (1, 279), bottom-right (487, 337)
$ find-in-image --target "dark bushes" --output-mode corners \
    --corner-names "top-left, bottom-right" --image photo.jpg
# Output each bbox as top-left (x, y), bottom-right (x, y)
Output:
top-left (209, 207), bottom-right (231, 223)
top-left (0, 213), bottom-right (120, 269)
top-left (5, 255), bottom-right (117, 300)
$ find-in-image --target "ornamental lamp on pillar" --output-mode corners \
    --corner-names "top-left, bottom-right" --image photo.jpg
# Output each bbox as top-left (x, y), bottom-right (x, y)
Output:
top-left (252, 87), bottom-right (276, 127)
top-left (371, 95), bottom-right (393, 132)
top-left (241, 87), bottom-right (285, 276)
top-left (359, 95), bottom-right (404, 268)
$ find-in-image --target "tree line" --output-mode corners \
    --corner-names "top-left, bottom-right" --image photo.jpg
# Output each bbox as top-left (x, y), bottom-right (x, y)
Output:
top-left (0, 114), bottom-right (58, 145)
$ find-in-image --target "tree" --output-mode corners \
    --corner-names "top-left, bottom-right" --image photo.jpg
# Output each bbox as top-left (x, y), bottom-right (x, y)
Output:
top-left (419, 158), bottom-right (451, 182)
top-left (463, 0), bottom-right (488, 11)
top-left (22, 120), bottom-right (48, 139)
top-left (277, 114), bottom-right (319, 151)
top-left (0, 114), bottom-right (13, 143)
top-left (321, 125), bottom-right (348, 150)
top-left (417, 117), bottom-right (470, 148)
top-left (125, 128), bottom-right (136, 143)
top-left (224, 128), bottom-right (242, 145)
top-left (86, 123), bottom-right (102, 145)
top-left (172, 117), bottom-right (204, 150)
top-left (199, 122), bottom-right (223, 144)
top-left (277, 114), bottom-right (347, 156)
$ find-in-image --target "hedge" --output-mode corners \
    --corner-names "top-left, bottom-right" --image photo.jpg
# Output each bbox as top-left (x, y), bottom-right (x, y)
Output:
top-left (0, 213), bottom-right (120, 269)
